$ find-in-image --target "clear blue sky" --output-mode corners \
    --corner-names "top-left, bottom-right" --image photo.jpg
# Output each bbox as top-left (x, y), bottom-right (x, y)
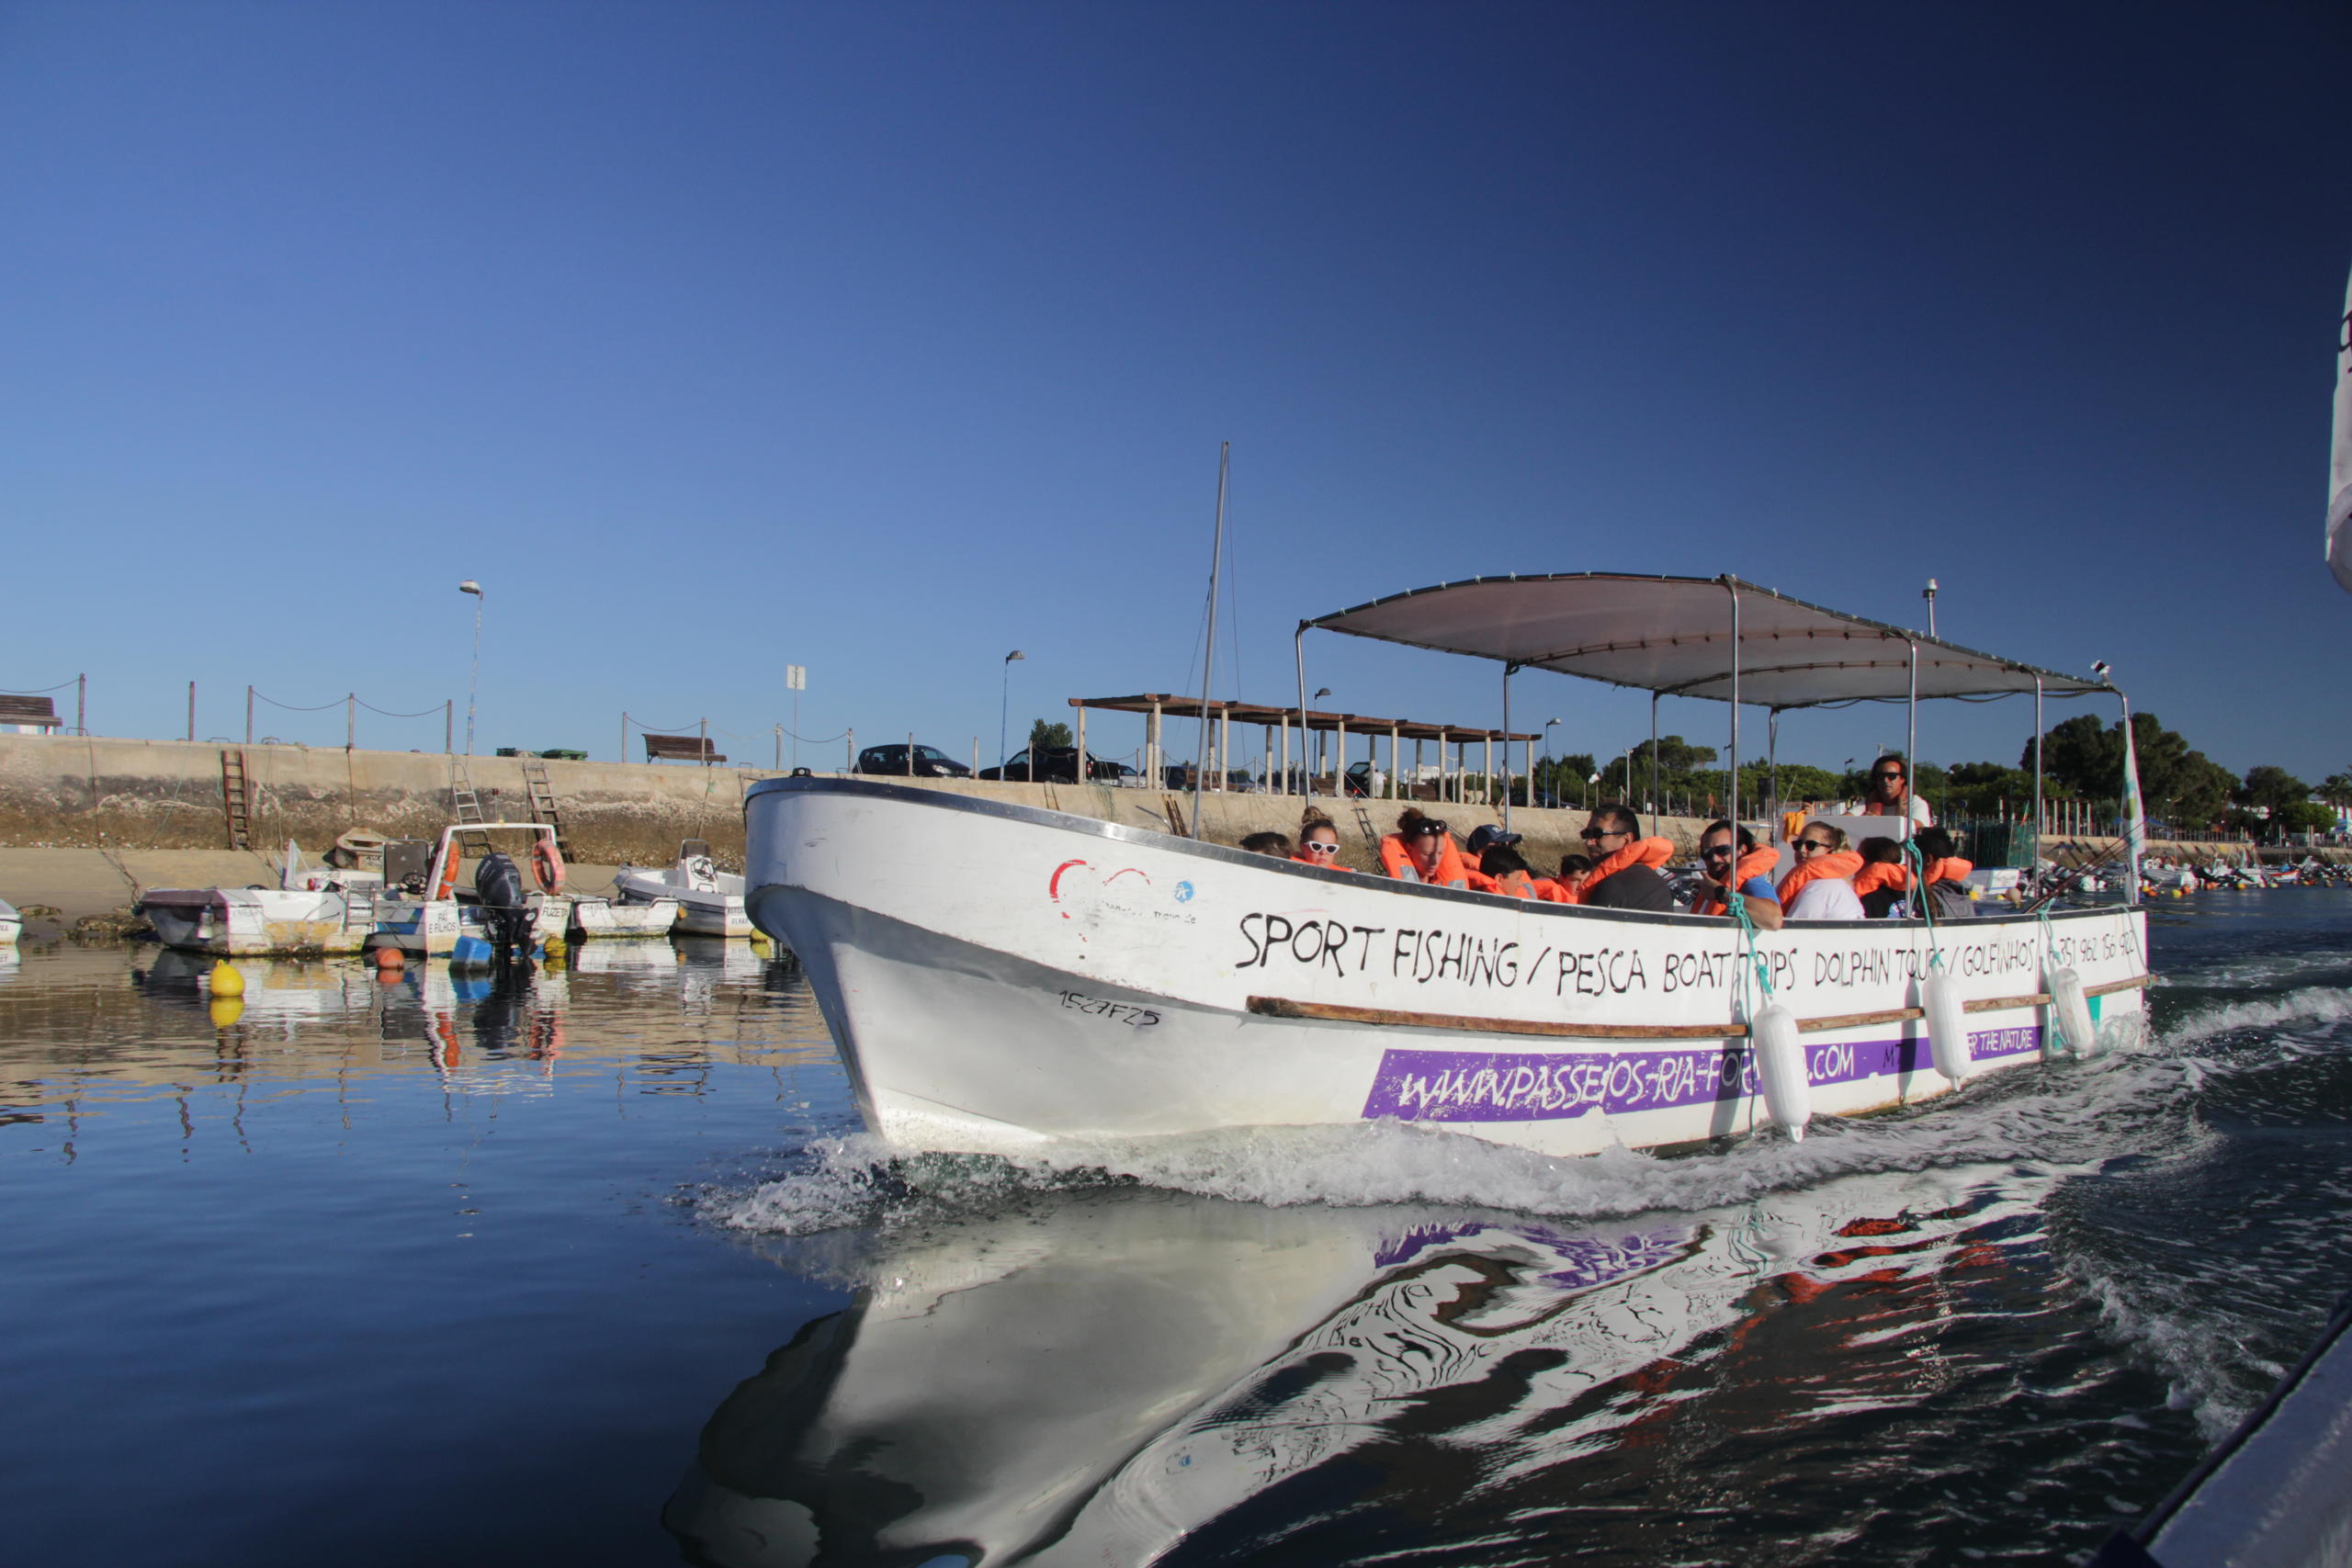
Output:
top-left (4, 2), bottom-right (2345, 782)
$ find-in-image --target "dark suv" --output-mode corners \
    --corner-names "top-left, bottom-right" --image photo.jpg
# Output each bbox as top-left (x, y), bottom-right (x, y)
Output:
top-left (979, 747), bottom-right (1128, 783)
top-left (854, 743), bottom-right (973, 779)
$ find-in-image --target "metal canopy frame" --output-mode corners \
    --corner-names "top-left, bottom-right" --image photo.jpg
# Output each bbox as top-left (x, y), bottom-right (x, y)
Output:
top-left (1296, 571), bottom-right (2134, 901)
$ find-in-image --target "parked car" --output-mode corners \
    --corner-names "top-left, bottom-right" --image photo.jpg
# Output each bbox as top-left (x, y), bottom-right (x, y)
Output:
top-left (1165, 765), bottom-right (1257, 791)
top-left (980, 747), bottom-right (1126, 784)
top-left (854, 743), bottom-right (972, 779)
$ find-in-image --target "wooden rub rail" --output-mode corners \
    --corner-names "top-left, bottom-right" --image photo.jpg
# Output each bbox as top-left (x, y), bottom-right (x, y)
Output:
top-left (1246, 974), bottom-right (2150, 1043)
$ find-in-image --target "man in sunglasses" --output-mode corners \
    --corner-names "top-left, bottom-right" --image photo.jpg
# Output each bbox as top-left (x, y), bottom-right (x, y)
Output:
top-left (1860, 753), bottom-right (1933, 827)
top-left (1572, 805), bottom-right (1675, 911)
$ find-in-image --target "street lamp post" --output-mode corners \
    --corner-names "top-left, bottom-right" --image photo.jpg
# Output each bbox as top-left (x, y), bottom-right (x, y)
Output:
top-left (999, 650), bottom-right (1025, 771)
top-left (458, 581), bottom-right (483, 756)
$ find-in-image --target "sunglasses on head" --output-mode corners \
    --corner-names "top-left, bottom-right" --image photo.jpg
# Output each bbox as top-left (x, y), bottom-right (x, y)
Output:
top-left (1409, 821), bottom-right (1448, 838)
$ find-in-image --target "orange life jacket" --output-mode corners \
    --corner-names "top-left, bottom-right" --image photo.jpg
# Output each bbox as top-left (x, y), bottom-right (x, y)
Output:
top-left (1483, 869), bottom-right (1537, 900)
top-left (1853, 855), bottom-right (1973, 899)
top-left (1379, 832), bottom-right (1469, 888)
top-left (1777, 848), bottom-right (1863, 906)
top-left (1693, 846), bottom-right (1781, 915)
top-left (1532, 877), bottom-right (1577, 903)
top-left (1851, 862), bottom-right (1908, 897)
top-left (1555, 836), bottom-right (1673, 906)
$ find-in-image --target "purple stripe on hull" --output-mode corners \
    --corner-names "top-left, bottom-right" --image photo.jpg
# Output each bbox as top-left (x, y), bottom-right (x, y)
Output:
top-left (1362, 1025), bottom-right (2044, 1124)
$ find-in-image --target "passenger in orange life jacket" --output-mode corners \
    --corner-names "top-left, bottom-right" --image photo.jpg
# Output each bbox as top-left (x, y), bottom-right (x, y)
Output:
top-left (1860, 753), bottom-right (1933, 826)
top-left (1689, 819), bottom-right (1784, 929)
top-left (1293, 807), bottom-right (1354, 871)
top-left (1378, 807), bottom-right (1470, 886)
top-left (1460, 823), bottom-right (1522, 893)
top-left (1534, 852), bottom-right (1593, 902)
top-left (1573, 804), bottom-right (1676, 911)
top-left (1473, 842), bottom-right (1539, 899)
top-left (1781, 822), bottom-right (1866, 919)
top-left (1240, 830), bottom-right (1294, 857)
top-left (1852, 836), bottom-right (1909, 917)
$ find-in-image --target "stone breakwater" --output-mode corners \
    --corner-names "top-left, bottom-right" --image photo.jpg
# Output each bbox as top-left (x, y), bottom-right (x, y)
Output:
top-left (0, 733), bottom-right (1660, 870)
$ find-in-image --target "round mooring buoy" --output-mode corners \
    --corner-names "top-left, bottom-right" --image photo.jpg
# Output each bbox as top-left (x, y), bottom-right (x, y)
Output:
top-left (208, 961), bottom-right (245, 998)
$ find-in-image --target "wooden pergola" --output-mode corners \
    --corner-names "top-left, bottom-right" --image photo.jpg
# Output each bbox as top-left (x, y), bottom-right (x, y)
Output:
top-left (1068, 694), bottom-right (1539, 799)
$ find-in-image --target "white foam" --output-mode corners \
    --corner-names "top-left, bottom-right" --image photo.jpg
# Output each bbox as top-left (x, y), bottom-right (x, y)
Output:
top-left (2162, 985), bottom-right (2352, 1051)
top-left (711, 1042), bottom-right (2209, 1236)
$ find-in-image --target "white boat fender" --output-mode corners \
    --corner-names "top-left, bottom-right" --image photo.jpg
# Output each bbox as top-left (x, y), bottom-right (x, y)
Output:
top-left (1750, 1002), bottom-right (1811, 1141)
top-left (2047, 965), bottom-right (2097, 1056)
top-left (1922, 972), bottom-right (1971, 1085)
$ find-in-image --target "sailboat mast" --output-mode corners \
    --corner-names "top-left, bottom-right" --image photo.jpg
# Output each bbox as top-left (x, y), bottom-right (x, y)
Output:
top-left (1193, 442), bottom-right (1229, 838)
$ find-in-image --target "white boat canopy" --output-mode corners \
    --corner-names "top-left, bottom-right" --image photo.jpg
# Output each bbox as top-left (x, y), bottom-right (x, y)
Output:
top-left (1302, 573), bottom-right (2109, 708)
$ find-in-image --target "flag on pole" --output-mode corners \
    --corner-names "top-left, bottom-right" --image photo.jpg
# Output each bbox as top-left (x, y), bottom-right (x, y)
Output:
top-left (2330, 265), bottom-right (2352, 593)
top-left (2120, 707), bottom-right (2147, 898)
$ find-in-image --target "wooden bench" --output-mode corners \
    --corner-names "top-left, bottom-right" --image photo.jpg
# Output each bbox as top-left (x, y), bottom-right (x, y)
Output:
top-left (642, 733), bottom-right (726, 764)
top-left (0, 694), bottom-right (62, 731)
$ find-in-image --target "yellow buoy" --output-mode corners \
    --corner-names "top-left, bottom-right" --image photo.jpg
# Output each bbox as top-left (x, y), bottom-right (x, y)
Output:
top-left (208, 996), bottom-right (244, 1029)
top-left (209, 961), bottom-right (246, 998)
top-left (541, 935), bottom-right (568, 962)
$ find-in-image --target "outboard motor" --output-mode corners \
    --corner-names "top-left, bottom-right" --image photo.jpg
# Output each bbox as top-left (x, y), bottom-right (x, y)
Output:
top-left (474, 852), bottom-right (533, 965)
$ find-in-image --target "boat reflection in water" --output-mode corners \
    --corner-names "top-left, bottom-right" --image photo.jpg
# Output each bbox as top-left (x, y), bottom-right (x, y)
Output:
top-left (669, 1165), bottom-right (2051, 1567)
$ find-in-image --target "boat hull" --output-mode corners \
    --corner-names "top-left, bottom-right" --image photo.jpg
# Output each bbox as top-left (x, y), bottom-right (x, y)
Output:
top-left (571, 897), bottom-right (680, 940)
top-left (616, 868), bottom-right (751, 937)
top-left (743, 780), bottom-right (2150, 1157)
top-left (138, 887), bottom-right (368, 956)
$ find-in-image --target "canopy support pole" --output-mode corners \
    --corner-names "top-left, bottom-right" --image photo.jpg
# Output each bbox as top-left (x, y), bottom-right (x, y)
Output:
top-left (1292, 626), bottom-right (1312, 804)
top-left (1500, 665), bottom-right (1515, 833)
top-left (1723, 578), bottom-right (1740, 843)
top-left (1648, 692), bottom-right (1660, 837)
top-left (1388, 724), bottom-right (1399, 800)
top-left (1905, 640), bottom-right (1919, 841)
top-left (1767, 708), bottom-right (1781, 843)
top-left (2032, 676), bottom-right (2044, 872)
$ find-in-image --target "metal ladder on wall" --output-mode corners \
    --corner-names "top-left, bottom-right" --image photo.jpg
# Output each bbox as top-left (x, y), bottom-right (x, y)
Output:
top-left (449, 761), bottom-right (492, 858)
top-left (220, 749), bottom-right (254, 850)
top-left (520, 759), bottom-right (571, 859)
top-left (1352, 803), bottom-right (1381, 852)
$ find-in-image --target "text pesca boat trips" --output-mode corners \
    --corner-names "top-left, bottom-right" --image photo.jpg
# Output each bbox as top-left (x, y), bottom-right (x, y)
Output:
top-left (743, 573), bottom-right (2153, 1158)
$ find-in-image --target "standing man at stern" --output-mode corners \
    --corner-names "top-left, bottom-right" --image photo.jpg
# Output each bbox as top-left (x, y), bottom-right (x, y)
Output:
top-left (1861, 754), bottom-right (1933, 827)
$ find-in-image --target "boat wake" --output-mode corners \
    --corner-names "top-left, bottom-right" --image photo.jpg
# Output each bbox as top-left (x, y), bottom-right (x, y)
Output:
top-left (701, 988), bottom-right (2352, 1239)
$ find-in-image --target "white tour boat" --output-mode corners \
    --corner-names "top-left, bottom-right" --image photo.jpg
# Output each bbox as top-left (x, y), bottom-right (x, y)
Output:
top-left (744, 574), bottom-right (2152, 1158)
top-left (616, 840), bottom-right (752, 937)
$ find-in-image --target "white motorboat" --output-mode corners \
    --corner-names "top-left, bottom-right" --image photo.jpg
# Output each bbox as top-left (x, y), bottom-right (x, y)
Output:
top-left (0, 896), bottom-right (19, 948)
top-left (139, 841), bottom-right (379, 956)
top-left (616, 840), bottom-right (751, 937)
top-left (745, 574), bottom-right (2153, 1160)
top-left (366, 822), bottom-right (571, 969)
top-left (568, 896), bottom-right (680, 940)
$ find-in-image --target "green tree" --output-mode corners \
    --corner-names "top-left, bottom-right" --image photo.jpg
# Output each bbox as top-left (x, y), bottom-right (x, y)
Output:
top-left (2024, 715), bottom-right (2116, 797)
top-left (2159, 752), bottom-right (2236, 827)
top-left (2320, 771), bottom-right (2352, 806)
top-left (2238, 765), bottom-right (2310, 816)
top-left (1028, 718), bottom-right (1073, 750)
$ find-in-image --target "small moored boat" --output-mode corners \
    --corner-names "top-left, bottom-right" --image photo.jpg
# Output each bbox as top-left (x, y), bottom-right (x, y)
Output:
top-left (616, 840), bottom-right (751, 938)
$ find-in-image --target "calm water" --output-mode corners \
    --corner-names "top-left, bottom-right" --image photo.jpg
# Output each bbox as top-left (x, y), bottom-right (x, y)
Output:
top-left (5, 896), bottom-right (2349, 1567)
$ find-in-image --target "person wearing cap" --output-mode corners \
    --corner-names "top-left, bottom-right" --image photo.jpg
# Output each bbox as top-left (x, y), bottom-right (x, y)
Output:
top-left (1462, 824), bottom-right (1529, 896)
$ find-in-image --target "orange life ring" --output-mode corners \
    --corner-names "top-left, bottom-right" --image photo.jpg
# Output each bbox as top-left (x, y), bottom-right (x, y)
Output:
top-left (531, 839), bottom-right (566, 895)
top-left (432, 849), bottom-right (460, 902)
